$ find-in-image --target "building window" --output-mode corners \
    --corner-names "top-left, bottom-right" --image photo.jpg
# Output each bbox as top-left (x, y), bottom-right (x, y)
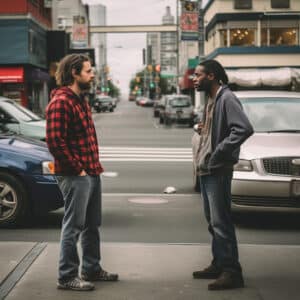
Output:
top-left (220, 30), bottom-right (228, 47)
top-left (234, 0), bottom-right (252, 9)
top-left (230, 28), bottom-right (255, 46)
top-left (269, 28), bottom-right (297, 46)
top-left (29, 0), bottom-right (39, 7)
top-left (261, 28), bottom-right (268, 46)
top-left (271, 0), bottom-right (290, 9)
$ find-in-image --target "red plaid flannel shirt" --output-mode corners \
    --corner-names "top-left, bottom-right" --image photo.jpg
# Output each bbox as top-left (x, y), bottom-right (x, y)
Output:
top-left (46, 87), bottom-right (103, 176)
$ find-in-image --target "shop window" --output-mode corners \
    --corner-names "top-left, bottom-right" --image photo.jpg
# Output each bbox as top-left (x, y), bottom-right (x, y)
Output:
top-left (270, 28), bottom-right (297, 46)
top-left (271, 0), bottom-right (290, 9)
top-left (230, 28), bottom-right (255, 46)
top-left (234, 0), bottom-right (252, 9)
top-left (220, 30), bottom-right (228, 47)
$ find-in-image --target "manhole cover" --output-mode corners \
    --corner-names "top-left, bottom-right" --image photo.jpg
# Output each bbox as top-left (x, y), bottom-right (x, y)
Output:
top-left (102, 172), bottom-right (119, 178)
top-left (128, 197), bottom-right (169, 204)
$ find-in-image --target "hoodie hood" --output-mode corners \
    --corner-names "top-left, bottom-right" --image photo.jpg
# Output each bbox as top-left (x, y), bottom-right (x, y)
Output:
top-left (50, 86), bottom-right (79, 100)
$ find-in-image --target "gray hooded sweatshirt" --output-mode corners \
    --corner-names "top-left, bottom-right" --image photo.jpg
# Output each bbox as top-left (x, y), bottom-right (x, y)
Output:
top-left (197, 85), bottom-right (254, 176)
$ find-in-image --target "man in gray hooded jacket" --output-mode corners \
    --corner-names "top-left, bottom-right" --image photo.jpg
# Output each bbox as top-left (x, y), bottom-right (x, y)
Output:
top-left (192, 60), bottom-right (253, 290)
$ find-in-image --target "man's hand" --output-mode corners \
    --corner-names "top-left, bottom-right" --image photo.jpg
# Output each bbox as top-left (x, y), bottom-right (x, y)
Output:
top-left (79, 170), bottom-right (87, 176)
top-left (197, 122), bottom-right (204, 134)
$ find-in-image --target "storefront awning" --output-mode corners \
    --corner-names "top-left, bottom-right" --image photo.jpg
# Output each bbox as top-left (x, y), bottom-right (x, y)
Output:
top-left (180, 68), bottom-right (195, 90)
top-left (0, 67), bottom-right (24, 83)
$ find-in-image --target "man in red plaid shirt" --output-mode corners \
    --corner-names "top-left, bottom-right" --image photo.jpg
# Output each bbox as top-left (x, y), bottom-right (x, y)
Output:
top-left (46, 54), bottom-right (118, 291)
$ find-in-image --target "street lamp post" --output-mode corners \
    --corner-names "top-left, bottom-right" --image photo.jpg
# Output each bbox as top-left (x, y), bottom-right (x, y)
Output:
top-left (176, 0), bottom-right (180, 94)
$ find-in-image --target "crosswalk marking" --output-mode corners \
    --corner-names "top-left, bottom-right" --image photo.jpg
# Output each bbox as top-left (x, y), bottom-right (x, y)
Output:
top-left (99, 146), bottom-right (193, 162)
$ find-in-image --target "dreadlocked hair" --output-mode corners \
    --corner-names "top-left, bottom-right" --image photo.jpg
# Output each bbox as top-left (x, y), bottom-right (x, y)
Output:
top-left (200, 59), bottom-right (229, 85)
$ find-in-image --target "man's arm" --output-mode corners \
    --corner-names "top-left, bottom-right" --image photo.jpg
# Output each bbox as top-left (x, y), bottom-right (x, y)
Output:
top-left (213, 95), bottom-right (254, 158)
top-left (46, 99), bottom-right (83, 174)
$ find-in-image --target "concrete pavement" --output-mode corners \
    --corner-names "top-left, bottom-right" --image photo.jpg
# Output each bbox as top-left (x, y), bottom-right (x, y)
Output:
top-left (0, 242), bottom-right (299, 300)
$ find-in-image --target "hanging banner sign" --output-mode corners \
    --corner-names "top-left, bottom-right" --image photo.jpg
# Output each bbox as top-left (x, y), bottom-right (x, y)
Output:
top-left (180, 1), bottom-right (199, 41)
top-left (72, 15), bottom-right (88, 49)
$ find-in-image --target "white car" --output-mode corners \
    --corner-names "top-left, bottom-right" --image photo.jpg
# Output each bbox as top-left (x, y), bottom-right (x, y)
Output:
top-left (192, 91), bottom-right (300, 211)
top-left (0, 97), bottom-right (45, 140)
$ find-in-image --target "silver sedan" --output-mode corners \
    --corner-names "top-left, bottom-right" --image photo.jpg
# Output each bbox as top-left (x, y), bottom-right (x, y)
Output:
top-left (192, 90), bottom-right (300, 212)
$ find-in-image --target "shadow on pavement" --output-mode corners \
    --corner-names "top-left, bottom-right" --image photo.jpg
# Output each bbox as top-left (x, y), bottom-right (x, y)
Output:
top-left (234, 211), bottom-right (300, 230)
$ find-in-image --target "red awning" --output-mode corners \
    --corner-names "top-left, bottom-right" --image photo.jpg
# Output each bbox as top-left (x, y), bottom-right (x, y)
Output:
top-left (0, 67), bottom-right (24, 83)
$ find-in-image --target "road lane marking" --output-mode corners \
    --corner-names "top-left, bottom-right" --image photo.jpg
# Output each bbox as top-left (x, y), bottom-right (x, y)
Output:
top-left (99, 146), bottom-right (193, 162)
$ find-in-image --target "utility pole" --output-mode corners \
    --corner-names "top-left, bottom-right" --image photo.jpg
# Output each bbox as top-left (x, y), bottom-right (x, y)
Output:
top-left (195, 0), bottom-right (205, 110)
top-left (176, 0), bottom-right (180, 94)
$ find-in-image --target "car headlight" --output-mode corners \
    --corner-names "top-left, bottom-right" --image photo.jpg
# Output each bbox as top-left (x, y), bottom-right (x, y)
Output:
top-left (234, 159), bottom-right (253, 172)
top-left (42, 161), bottom-right (55, 174)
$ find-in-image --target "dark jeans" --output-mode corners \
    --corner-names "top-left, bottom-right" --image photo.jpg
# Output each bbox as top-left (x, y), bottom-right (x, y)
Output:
top-left (200, 172), bottom-right (242, 273)
top-left (57, 175), bottom-right (102, 282)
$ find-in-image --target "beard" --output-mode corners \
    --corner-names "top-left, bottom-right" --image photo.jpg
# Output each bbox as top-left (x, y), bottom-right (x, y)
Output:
top-left (197, 78), bottom-right (212, 93)
top-left (78, 80), bottom-right (92, 91)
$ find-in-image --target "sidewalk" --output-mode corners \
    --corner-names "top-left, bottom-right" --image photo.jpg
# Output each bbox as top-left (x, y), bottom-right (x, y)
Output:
top-left (1, 242), bottom-right (299, 300)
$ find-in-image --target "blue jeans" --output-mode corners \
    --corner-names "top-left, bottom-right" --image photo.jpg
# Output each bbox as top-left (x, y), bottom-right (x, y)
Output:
top-left (57, 175), bottom-right (102, 282)
top-left (200, 172), bottom-right (242, 273)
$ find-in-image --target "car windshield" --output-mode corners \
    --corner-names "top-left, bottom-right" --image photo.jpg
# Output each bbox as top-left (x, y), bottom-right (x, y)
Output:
top-left (241, 97), bottom-right (300, 132)
top-left (169, 98), bottom-right (191, 108)
top-left (0, 101), bottom-right (42, 122)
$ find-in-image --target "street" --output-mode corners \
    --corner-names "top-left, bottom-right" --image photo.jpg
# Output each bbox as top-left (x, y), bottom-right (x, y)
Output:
top-left (1, 98), bottom-right (300, 300)
top-left (1, 99), bottom-right (300, 246)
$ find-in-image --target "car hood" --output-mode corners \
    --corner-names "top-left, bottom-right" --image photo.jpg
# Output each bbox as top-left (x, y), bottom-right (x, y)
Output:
top-left (240, 133), bottom-right (300, 160)
top-left (20, 120), bottom-right (46, 140)
top-left (0, 134), bottom-right (52, 161)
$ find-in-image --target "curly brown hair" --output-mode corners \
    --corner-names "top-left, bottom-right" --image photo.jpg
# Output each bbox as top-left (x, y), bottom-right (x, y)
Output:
top-left (55, 54), bottom-right (91, 86)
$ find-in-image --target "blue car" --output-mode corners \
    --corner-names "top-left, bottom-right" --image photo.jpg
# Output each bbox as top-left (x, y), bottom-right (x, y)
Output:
top-left (0, 126), bottom-right (63, 227)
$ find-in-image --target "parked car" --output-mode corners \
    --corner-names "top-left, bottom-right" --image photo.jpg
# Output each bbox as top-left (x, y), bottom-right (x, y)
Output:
top-left (93, 96), bottom-right (114, 113)
top-left (159, 95), bottom-right (194, 127)
top-left (128, 93), bottom-right (136, 102)
top-left (192, 90), bottom-right (300, 211)
top-left (139, 97), bottom-right (154, 107)
top-left (0, 97), bottom-right (46, 140)
top-left (135, 96), bottom-right (143, 106)
top-left (0, 125), bottom-right (63, 227)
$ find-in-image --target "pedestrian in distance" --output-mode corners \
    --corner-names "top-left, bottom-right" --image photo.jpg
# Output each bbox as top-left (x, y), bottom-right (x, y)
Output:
top-left (46, 54), bottom-right (118, 291)
top-left (192, 59), bottom-right (254, 290)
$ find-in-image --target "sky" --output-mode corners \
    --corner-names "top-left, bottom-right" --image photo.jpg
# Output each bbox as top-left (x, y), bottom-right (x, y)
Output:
top-left (82, 0), bottom-right (208, 95)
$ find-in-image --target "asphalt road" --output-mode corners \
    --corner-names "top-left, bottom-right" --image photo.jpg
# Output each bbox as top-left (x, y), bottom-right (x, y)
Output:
top-left (1, 99), bottom-right (300, 246)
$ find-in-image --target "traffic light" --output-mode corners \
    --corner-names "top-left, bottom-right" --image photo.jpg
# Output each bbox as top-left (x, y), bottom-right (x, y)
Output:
top-left (149, 82), bottom-right (155, 88)
top-left (155, 64), bottom-right (161, 72)
top-left (147, 65), bottom-right (153, 72)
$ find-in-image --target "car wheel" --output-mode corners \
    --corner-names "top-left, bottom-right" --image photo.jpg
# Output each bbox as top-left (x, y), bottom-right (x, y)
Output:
top-left (110, 108), bottom-right (114, 112)
top-left (159, 117), bottom-right (163, 124)
top-left (189, 119), bottom-right (194, 128)
top-left (0, 172), bottom-right (29, 227)
top-left (193, 169), bottom-right (201, 192)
